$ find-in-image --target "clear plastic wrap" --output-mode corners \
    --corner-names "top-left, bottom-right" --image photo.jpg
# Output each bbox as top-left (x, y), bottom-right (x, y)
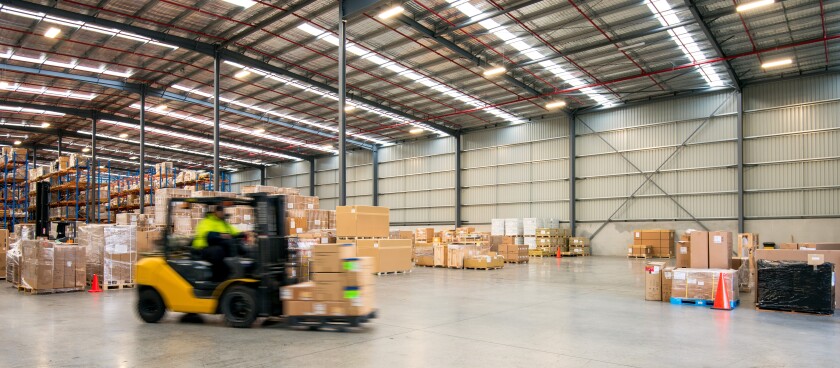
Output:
top-left (670, 268), bottom-right (739, 301)
top-left (757, 260), bottom-right (834, 315)
top-left (103, 226), bottom-right (137, 286)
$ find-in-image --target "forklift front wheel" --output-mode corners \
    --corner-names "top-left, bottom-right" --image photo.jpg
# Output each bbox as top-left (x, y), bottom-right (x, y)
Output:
top-left (138, 288), bottom-right (166, 323)
top-left (221, 285), bottom-right (258, 328)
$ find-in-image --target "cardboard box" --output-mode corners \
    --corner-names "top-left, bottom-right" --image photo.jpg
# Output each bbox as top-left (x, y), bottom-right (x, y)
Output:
top-left (283, 300), bottom-right (315, 316)
top-left (335, 206), bottom-right (389, 238)
top-left (708, 231), bottom-right (732, 269)
top-left (314, 279), bottom-right (344, 301)
top-left (433, 244), bottom-right (448, 267)
top-left (136, 230), bottom-right (162, 253)
top-left (311, 244), bottom-right (356, 273)
top-left (675, 241), bottom-right (691, 268)
top-left (628, 245), bottom-right (653, 257)
top-left (689, 231), bottom-right (709, 268)
top-left (662, 267), bottom-right (674, 301)
top-left (312, 243), bottom-right (357, 256)
top-left (463, 255), bottom-right (504, 269)
top-left (416, 255), bottom-right (434, 266)
top-left (755, 249), bottom-right (840, 308)
top-left (280, 281), bottom-right (316, 300)
top-left (416, 228), bottom-right (435, 241)
top-left (355, 239), bottom-right (412, 273)
top-left (645, 261), bottom-right (666, 301)
top-left (798, 243), bottom-right (840, 251)
top-left (778, 243), bottom-right (798, 250)
top-left (670, 268), bottom-right (739, 301)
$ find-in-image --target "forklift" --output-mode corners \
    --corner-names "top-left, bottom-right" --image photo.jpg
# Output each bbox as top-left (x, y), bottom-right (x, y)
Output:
top-left (136, 193), bottom-right (297, 328)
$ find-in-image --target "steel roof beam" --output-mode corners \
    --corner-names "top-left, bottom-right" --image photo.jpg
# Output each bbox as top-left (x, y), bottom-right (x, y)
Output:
top-left (436, 0), bottom-right (548, 36)
top-left (395, 14), bottom-right (543, 96)
top-left (0, 100), bottom-right (301, 165)
top-left (684, 0), bottom-right (741, 91)
top-left (3, 0), bottom-right (458, 137)
top-left (0, 62), bottom-right (369, 152)
top-left (219, 0), bottom-right (311, 48)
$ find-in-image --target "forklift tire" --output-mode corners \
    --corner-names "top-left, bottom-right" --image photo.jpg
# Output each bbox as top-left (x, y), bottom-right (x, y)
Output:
top-left (138, 288), bottom-right (166, 323)
top-left (221, 285), bottom-right (258, 328)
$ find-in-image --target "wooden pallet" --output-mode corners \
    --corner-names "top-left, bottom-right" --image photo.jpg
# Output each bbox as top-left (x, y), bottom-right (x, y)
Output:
top-left (375, 270), bottom-right (411, 276)
top-left (18, 286), bottom-right (84, 295)
top-left (755, 307), bottom-right (833, 316)
top-left (464, 266), bottom-right (504, 270)
top-left (529, 250), bottom-right (555, 257)
top-left (627, 254), bottom-right (652, 259)
top-left (670, 297), bottom-right (740, 309)
top-left (90, 279), bottom-right (135, 291)
top-left (504, 259), bottom-right (529, 264)
top-left (336, 237), bottom-right (387, 240)
top-left (285, 310), bottom-right (378, 332)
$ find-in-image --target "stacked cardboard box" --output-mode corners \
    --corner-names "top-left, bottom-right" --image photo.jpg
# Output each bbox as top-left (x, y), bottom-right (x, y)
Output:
top-left (415, 228), bottom-right (435, 242)
top-left (500, 241), bottom-right (528, 263)
top-left (282, 244), bottom-right (375, 317)
top-left (20, 239), bottom-right (86, 292)
top-left (534, 228), bottom-right (561, 255)
top-left (569, 237), bottom-right (591, 256)
top-left (153, 188), bottom-right (192, 225)
top-left (627, 245), bottom-right (653, 258)
top-left (414, 242), bottom-right (434, 266)
top-left (446, 243), bottom-right (480, 269)
top-left (670, 268), bottom-right (739, 302)
top-left (0, 229), bottom-right (7, 278)
top-left (79, 225), bottom-right (137, 288)
top-left (632, 230), bottom-right (674, 258)
top-left (355, 239), bottom-right (412, 274)
top-left (504, 218), bottom-right (523, 236)
top-left (645, 261), bottom-right (667, 301)
top-left (687, 230), bottom-right (732, 269)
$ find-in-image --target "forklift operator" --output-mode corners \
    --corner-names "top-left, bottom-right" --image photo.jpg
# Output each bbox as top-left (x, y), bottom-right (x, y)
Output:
top-left (192, 203), bottom-right (245, 281)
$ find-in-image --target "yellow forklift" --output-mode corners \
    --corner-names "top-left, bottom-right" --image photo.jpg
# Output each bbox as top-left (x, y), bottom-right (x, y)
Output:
top-left (136, 193), bottom-right (297, 327)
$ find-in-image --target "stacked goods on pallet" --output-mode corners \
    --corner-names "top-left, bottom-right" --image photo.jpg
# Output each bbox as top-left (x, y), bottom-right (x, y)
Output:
top-left (5, 224), bottom-right (34, 285)
top-left (433, 242), bottom-right (448, 267)
top-left (79, 225), bottom-right (137, 289)
top-left (288, 232), bottom-right (337, 283)
top-left (414, 243), bottom-right (434, 266)
top-left (682, 230), bottom-right (733, 269)
top-left (490, 219), bottom-right (505, 236)
top-left (504, 218), bottom-right (523, 237)
top-left (153, 188), bottom-right (192, 225)
top-left (755, 249), bottom-right (840, 314)
top-left (670, 268), bottom-right (739, 306)
top-left (415, 228), bottom-right (434, 243)
top-left (569, 237), bottom-right (591, 256)
top-left (355, 239), bottom-right (412, 274)
top-left (0, 229), bottom-right (7, 278)
top-left (534, 228), bottom-right (561, 256)
top-left (336, 205), bottom-right (411, 274)
top-left (282, 243), bottom-right (375, 317)
top-left (240, 185), bottom-right (300, 195)
top-left (756, 260), bottom-right (834, 315)
top-left (463, 253), bottom-right (505, 269)
top-left (19, 239), bottom-right (86, 293)
top-left (499, 236), bottom-right (528, 263)
top-left (225, 205), bottom-right (256, 232)
top-left (630, 230), bottom-right (674, 258)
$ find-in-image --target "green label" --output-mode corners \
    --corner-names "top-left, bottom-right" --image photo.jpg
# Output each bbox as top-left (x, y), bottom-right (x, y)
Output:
top-left (344, 289), bottom-right (360, 299)
top-left (343, 260), bottom-right (357, 271)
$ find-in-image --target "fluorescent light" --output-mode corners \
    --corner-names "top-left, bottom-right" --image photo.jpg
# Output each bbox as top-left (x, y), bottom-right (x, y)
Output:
top-left (409, 128), bottom-right (424, 134)
top-left (378, 5), bottom-right (404, 19)
top-left (82, 147), bottom-right (90, 152)
top-left (545, 100), bottom-right (567, 109)
top-left (44, 27), bottom-right (61, 38)
top-left (253, 127), bottom-right (265, 134)
top-left (156, 104), bottom-right (167, 111)
top-left (234, 69), bottom-right (251, 79)
top-left (222, 0), bottom-right (256, 8)
top-left (41, 122), bottom-right (50, 128)
top-left (119, 133), bottom-right (129, 138)
top-left (618, 42), bottom-right (645, 51)
top-left (761, 58), bottom-right (792, 69)
top-left (344, 104), bottom-right (356, 112)
top-left (13, 140), bottom-right (21, 145)
top-left (483, 66), bottom-right (506, 76)
top-left (0, 81), bottom-right (8, 88)
top-left (172, 144), bottom-right (181, 148)
top-left (129, 156), bottom-right (137, 160)
top-left (322, 144), bottom-right (334, 150)
top-left (736, 0), bottom-right (774, 12)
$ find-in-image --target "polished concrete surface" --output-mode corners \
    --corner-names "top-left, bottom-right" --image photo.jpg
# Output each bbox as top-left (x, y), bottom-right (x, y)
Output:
top-left (1, 256), bottom-right (838, 368)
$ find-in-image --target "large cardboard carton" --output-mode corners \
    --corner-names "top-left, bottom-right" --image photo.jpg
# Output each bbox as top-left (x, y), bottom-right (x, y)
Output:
top-left (689, 231), bottom-right (709, 268)
top-left (283, 300), bottom-right (315, 316)
top-left (708, 231), bottom-right (732, 269)
top-left (0, 229), bottom-right (8, 250)
top-left (662, 267), bottom-right (675, 301)
top-left (336, 206), bottom-right (389, 237)
top-left (355, 239), bottom-right (412, 273)
top-left (311, 243), bottom-right (356, 273)
top-left (280, 282), bottom-right (316, 301)
top-left (670, 268), bottom-right (739, 301)
top-left (645, 261), bottom-right (666, 301)
top-left (628, 245), bottom-right (652, 257)
top-left (433, 244), bottom-right (448, 267)
top-left (136, 230), bottom-right (162, 253)
top-left (755, 249), bottom-right (840, 308)
top-left (463, 254), bottom-right (504, 269)
top-left (676, 241), bottom-right (691, 268)
top-left (778, 243), bottom-right (798, 250)
top-left (798, 243), bottom-right (840, 251)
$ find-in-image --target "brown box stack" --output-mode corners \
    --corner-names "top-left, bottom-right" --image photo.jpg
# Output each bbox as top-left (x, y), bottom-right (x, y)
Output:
top-left (336, 206), bottom-right (389, 238)
top-left (569, 237), bottom-right (591, 256)
top-left (283, 244), bottom-right (375, 317)
top-left (501, 243), bottom-right (528, 263)
top-left (632, 230), bottom-right (674, 257)
top-left (415, 228), bottom-right (435, 242)
top-left (355, 239), bottom-right (412, 274)
top-left (708, 231), bottom-right (733, 269)
top-left (20, 240), bottom-right (86, 292)
top-left (689, 231), bottom-right (710, 268)
top-left (670, 268), bottom-right (739, 302)
top-left (645, 261), bottom-right (666, 301)
top-left (627, 245), bottom-right (653, 258)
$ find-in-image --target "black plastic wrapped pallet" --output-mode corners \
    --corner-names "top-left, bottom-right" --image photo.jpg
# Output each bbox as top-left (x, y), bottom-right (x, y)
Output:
top-left (756, 260), bottom-right (835, 315)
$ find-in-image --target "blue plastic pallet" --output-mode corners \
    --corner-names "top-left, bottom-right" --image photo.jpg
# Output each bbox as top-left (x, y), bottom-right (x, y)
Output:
top-left (670, 297), bottom-right (739, 309)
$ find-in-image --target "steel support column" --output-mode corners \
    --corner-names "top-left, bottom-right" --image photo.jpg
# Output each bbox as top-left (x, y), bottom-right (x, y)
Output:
top-left (568, 112), bottom-right (576, 236)
top-left (309, 158), bottom-right (316, 197)
top-left (213, 48), bottom-right (221, 191)
top-left (736, 91), bottom-right (744, 233)
top-left (372, 145), bottom-right (379, 206)
top-left (32, 145), bottom-right (37, 167)
top-left (260, 166), bottom-right (266, 186)
top-left (139, 86), bottom-right (146, 214)
top-left (338, 5), bottom-right (348, 206)
top-left (455, 134), bottom-right (462, 227)
top-left (91, 111), bottom-right (97, 223)
top-left (57, 133), bottom-right (62, 156)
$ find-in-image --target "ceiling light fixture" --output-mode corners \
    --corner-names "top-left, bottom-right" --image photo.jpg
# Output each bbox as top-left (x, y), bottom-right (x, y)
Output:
top-left (409, 128), bottom-right (424, 134)
top-left (82, 146), bottom-right (90, 152)
top-left (378, 5), bottom-right (405, 19)
top-left (222, 0), bottom-right (256, 8)
top-left (344, 104), bottom-right (356, 112)
top-left (234, 69), bottom-right (251, 79)
top-left (253, 127), bottom-right (265, 134)
top-left (41, 122), bottom-right (50, 128)
top-left (618, 42), bottom-right (646, 51)
top-left (13, 140), bottom-right (21, 145)
top-left (129, 156), bottom-right (137, 160)
top-left (761, 58), bottom-right (793, 69)
top-left (156, 104), bottom-right (167, 110)
top-left (736, 0), bottom-right (774, 12)
top-left (44, 27), bottom-right (61, 38)
top-left (119, 133), bottom-right (129, 138)
top-left (0, 81), bottom-right (8, 88)
top-left (545, 101), bottom-right (567, 109)
top-left (482, 66), bottom-right (507, 77)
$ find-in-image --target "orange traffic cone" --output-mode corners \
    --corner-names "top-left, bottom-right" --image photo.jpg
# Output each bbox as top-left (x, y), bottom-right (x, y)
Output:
top-left (88, 274), bottom-right (103, 293)
top-left (712, 272), bottom-right (731, 310)
top-left (556, 247), bottom-right (562, 258)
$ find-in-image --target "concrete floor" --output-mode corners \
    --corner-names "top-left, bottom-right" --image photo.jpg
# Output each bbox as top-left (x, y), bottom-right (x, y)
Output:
top-left (1, 256), bottom-right (838, 368)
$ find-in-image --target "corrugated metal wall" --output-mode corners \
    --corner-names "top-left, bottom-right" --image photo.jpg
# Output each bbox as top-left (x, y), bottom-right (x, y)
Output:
top-left (230, 169), bottom-right (261, 193)
top-left (744, 74), bottom-right (840, 218)
top-left (461, 117), bottom-right (570, 223)
top-left (378, 137), bottom-right (455, 225)
top-left (270, 161), bottom-right (310, 191)
top-left (313, 151), bottom-right (373, 210)
top-left (575, 91), bottom-right (739, 222)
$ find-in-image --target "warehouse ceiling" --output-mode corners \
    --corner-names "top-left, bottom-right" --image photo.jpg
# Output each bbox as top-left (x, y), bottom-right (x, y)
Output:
top-left (0, 0), bottom-right (836, 170)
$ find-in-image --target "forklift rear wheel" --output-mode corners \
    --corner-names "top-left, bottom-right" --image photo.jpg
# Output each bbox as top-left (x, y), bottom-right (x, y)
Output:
top-left (138, 288), bottom-right (166, 323)
top-left (221, 285), bottom-right (258, 328)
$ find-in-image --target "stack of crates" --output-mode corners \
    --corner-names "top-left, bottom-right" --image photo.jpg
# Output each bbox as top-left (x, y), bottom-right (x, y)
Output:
top-left (532, 228), bottom-right (562, 256)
